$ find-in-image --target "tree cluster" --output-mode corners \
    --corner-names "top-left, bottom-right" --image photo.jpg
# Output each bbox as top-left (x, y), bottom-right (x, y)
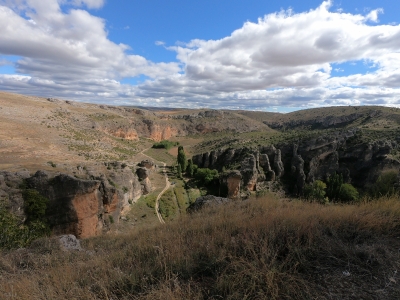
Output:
top-left (304, 173), bottom-right (359, 203)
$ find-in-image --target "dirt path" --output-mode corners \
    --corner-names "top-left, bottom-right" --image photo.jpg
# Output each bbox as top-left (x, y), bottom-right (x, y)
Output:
top-left (155, 162), bottom-right (168, 224)
top-left (138, 148), bottom-right (168, 224)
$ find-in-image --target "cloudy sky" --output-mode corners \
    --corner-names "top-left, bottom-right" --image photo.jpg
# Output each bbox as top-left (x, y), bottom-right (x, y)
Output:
top-left (0, 0), bottom-right (400, 112)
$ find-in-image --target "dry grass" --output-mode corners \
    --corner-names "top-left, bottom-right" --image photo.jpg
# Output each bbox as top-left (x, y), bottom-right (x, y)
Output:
top-left (144, 148), bottom-right (176, 165)
top-left (1, 196), bottom-right (400, 299)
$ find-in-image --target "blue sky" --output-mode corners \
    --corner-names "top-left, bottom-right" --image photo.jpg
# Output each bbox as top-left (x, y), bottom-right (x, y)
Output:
top-left (1, 0), bottom-right (400, 111)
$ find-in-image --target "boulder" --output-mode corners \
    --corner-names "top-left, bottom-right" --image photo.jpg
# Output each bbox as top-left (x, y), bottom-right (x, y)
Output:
top-left (58, 234), bottom-right (83, 252)
top-left (187, 195), bottom-right (231, 212)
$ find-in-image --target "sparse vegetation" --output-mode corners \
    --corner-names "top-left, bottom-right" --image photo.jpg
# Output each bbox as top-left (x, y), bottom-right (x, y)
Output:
top-left (152, 140), bottom-right (179, 150)
top-left (369, 169), bottom-right (398, 197)
top-left (158, 189), bottom-right (177, 220)
top-left (2, 196), bottom-right (400, 298)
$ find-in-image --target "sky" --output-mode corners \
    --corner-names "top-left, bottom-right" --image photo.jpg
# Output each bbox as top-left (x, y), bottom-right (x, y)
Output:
top-left (0, 0), bottom-right (400, 112)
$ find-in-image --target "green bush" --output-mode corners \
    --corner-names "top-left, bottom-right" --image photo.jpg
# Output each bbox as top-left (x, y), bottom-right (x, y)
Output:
top-left (0, 198), bottom-right (49, 249)
top-left (303, 180), bottom-right (327, 203)
top-left (23, 189), bottom-right (48, 222)
top-left (195, 168), bottom-right (219, 185)
top-left (152, 140), bottom-right (179, 150)
top-left (369, 170), bottom-right (398, 197)
top-left (339, 183), bottom-right (359, 202)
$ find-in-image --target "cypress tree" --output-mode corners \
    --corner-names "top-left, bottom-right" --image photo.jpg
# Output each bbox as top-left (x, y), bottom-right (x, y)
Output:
top-left (177, 147), bottom-right (187, 171)
top-left (187, 159), bottom-right (194, 177)
top-left (177, 164), bottom-right (182, 178)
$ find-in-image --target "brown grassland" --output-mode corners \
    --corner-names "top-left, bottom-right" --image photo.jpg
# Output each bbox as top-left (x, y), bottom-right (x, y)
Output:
top-left (1, 195), bottom-right (400, 299)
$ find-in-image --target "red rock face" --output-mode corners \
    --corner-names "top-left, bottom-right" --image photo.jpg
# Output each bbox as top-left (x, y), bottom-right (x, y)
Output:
top-left (149, 125), bottom-right (177, 141)
top-left (109, 128), bottom-right (139, 140)
top-left (72, 189), bottom-right (102, 238)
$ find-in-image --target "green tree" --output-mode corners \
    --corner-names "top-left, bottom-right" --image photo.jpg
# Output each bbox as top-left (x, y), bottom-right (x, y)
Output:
top-left (177, 146), bottom-right (187, 171)
top-left (326, 173), bottom-right (343, 201)
top-left (303, 180), bottom-right (327, 203)
top-left (369, 170), bottom-right (398, 197)
top-left (186, 159), bottom-right (194, 177)
top-left (177, 164), bottom-right (182, 178)
top-left (23, 189), bottom-right (48, 222)
top-left (195, 168), bottom-right (219, 185)
top-left (339, 183), bottom-right (359, 202)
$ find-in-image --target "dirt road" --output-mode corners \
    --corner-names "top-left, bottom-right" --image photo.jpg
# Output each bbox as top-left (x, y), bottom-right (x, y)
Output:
top-left (138, 148), bottom-right (169, 224)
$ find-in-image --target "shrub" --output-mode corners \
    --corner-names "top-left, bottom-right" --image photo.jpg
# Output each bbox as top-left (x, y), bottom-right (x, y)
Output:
top-left (303, 180), bottom-right (327, 203)
top-left (1, 195), bottom-right (50, 249)
top-left (339, 183), bottom-right (359, 202)
top-left (22, 189), bottom-right (48, 222)
top-left (369, 170), bottom-right (398, 197)
top-left (152, 140), bottom-right (178, 150)
top-left (195, 168), bottom-right (219, 185)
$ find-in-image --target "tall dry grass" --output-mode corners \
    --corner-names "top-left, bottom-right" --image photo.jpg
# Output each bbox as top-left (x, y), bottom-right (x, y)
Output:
top-left (1, 195), bottom-right (400, 299)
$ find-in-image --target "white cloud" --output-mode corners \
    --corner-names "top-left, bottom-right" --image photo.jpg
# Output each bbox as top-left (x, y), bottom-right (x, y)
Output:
top-left (1, 1), bottom-right (400, 110)
top-left (0, 0), bottom-right (180, 84)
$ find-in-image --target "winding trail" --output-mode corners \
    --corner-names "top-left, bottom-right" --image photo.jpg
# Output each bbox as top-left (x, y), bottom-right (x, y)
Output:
top-left (155, 162), bottom-right (168, 224)
top-left (138, 148), bottom-right (169, 224)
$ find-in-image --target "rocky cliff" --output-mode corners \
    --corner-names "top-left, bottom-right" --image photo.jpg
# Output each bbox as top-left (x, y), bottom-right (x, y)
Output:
top-left (193, 129), bottom-right (400, 198)
top-left (0, 161), bottom-right (149, 239)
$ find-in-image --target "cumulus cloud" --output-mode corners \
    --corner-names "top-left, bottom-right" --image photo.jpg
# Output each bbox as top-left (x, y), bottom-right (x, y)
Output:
top-left (1, 1), bottom-right (400, 110)
top-left (0, 0), bottom-right (180, 85)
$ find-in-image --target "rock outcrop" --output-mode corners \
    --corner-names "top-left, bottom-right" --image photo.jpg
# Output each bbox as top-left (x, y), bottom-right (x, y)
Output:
top-left (0, 164), bottom-right (145, 239)
top-left (136, 167), bottom-right (152, 195)
top-left (193, 129), bottom-right (400, 196)
top-left (220, 170), bottom-right (242, 199)
top-left (193, 146), bottom-right (285, 197)
top-left (187, 195), bottom-right (231, 212)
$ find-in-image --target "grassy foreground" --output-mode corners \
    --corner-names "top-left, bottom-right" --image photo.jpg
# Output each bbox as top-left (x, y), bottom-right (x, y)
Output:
top-left (1, 196), bottom-right (400, 299)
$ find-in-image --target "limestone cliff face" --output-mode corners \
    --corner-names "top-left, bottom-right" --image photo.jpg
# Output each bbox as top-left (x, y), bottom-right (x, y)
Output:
top-left (0, 165), bottom-right (146, 239)
top-left (149, 125), bottom-right (177, 142)
top-left (266, 113), bottom-right (365, 130)
top-left (194, 146), bottom-right (284, 197)
top-left (136, 167), bottom-right (152, 195)
top-left (220, 170), bottom-right (242, 199)
top-left (193, 130), bottom-right (400, 196)
top-left (26, 171), bottom-right (104, 238)
top-left (109, 128), bottom-right (139, 140)
top-left (291, 144), bottom-right (306, 194)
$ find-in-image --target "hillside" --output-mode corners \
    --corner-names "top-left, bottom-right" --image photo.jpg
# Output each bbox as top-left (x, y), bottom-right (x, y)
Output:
top-left (2, 91), bottom-right (400, 299)
top-left (0, 91), bottom-right (272, 173)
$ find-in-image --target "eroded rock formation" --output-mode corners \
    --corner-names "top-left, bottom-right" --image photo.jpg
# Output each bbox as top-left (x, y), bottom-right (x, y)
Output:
top-left (0, 163), bottom-right (144, 239)
top-left (193, 130), bottom-right (400, 197)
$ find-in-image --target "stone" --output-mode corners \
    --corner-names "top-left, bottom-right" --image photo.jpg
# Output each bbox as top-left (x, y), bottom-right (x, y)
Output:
top-left (58, 234), bottom-right (83, 251)
top-left (187, 195), bottom-right (231, 212)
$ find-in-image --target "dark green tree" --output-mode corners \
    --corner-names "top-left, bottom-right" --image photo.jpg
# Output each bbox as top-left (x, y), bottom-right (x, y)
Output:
top-left (326, 173), bottom-right (343, 201)
top-left (23, 189), bottom-right (48, 222)
top-left (186, 159), bottom-right (194, 177)
top-left (177, 146), bottom-right (187, 172)
top-left (177, 164), bottom-right (182, 178)
top-left (369, 170), bottom-right (398, 197)
top-left (195, 168), bottom-right (219, 185)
